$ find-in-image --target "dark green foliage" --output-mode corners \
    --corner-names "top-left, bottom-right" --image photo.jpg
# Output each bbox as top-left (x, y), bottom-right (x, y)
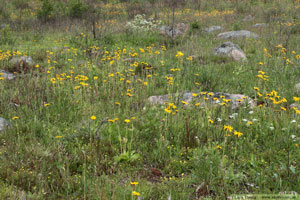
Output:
top-left (68, 0), bottom-right (88, 19)
top-left (37, 0), bottom-right (54, 22)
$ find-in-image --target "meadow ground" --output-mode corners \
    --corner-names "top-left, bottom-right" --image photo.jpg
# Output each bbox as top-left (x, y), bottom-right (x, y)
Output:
top-left (1, 0), bottom-right (300, 199)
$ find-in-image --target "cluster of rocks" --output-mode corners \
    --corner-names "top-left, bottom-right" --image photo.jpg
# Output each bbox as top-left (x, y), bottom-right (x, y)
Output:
top-left (0, 56), bottom-right (35, 132)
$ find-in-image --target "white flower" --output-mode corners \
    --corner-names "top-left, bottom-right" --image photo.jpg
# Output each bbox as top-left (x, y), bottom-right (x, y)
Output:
top-left (249, 111), bottom-right (254, 114)
top-left (217, 118), bottom-right (222, 122)
top-left (291, 120), bottom-right (296, 123)
top-left (229, 115), bottom-right (235, 119)
top-left (270, 127), bottom-right (274, 130)
top-left (252, 119), bottom-right (257, 122)
top-left (242, 119), bottom-right (248, 122)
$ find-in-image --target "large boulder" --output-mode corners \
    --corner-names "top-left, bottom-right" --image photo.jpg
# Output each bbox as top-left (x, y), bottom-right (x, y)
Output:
top-left (204, 26), bottom-right (223, 33)
top-left (214, 42), bottom-right (247, 62)
top-left (158, 23), bottom-right (189, 38)
top-left (217, 30), bottom-right (259, 39)
top-left (148, 92), bottom-right (255, 110)
top-left (0, 118), bottom-right (10, 132)
top-left (0, 69), bottom-right (16, 80)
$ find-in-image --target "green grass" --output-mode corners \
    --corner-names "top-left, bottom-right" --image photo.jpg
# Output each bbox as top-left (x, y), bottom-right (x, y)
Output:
top-left (1, 0), bottom-right (300, 199)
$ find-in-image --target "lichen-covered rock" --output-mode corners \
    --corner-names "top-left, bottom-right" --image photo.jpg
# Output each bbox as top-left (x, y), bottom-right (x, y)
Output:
top-left (148, 92), bottom-right (255, 109)
top-left (214, 42), bottom-right (247, 62)
top-left (0, 69), bottom-right (16, 80)
top-left (217, 30), bottom-right (259, 39)
top-left (204, 26), bottom-right (223, 33)
top-left (0, 118), bottom-right (10, 132)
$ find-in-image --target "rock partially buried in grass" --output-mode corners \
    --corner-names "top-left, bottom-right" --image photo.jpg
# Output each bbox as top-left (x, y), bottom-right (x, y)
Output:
top-left (148, 92), bottom-right (255, 109)
top-left (214, 42), bottom-right (247, 62)
top-left (217, 30), bottom-right (259, 39)
top-left (0, 69), bottom-right (16, 80)
top-left (295, 82), bottom-right (300, 93)
top-left (0, 118), bottom-right (10, 132)
top-left (9, 56), bottom-right (33, 65)
top-left (204, 26), bottom-right (223, 33)
top-left (158, 23), bottom-right (189, 39)
top-left (253, 23), bottom-right (268, 28)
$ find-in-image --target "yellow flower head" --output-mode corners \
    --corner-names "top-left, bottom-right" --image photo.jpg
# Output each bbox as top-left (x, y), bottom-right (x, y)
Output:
top-left (132, 191), bottom-right (140, 196)
top-left (90, 116), bottom-right (96, 120)
top-left (224, 125), bottom-right (233, 132)
top-left (130, 181), bottom-right (139, 185)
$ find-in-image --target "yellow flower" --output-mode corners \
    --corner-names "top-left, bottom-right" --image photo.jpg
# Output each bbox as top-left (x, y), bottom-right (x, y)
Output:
top-left (132, 191), bottom-right (140, 196)
top-left (258, 62), bottom-right (263, 65)
top-left (207, 92), bottom-right (214, 96)
top-left (130, 181), bottom-right (139, 185)
top-left (224, 125), bottom-right (233, 132)
top-left (248, 121), bottom-right (253, 125)
top-left (55, 136), bottom-right (62, 139)
top-left (35, 64), bottom-right (39, 68)
top-left (192, 93), bottom-right (198, 97)
top-left (124, 119), bottom-right (131, 123)
top-left (294, 97), bottom-right (300, 101)
top-left (181, 101), bottom-right (188, 105)
top-left (165, 108), bottom-right (172, 113)
top-left (115, 102), bottom-right (120, 105)
top-left (44, 103), bottom-right (50, 107)
top-left (186, 56), bottom-right (193, 61)
top-left (93, 76), bottom-right (98, 80)
top-left (208, 119), bottom-right (214, 124)
top-left (90, 116), bottom-right (96, 120)
top-left (216, 145), bottom-right (222, 149)
top-left (253, 87), bottom-right (259, 91)
top-left (176, 51), bottom-right (184, 58)
top-left (233, 131), bottom-right (243, 137)
top-left (281, 107), bottom-right (287, 111)
top-left (131, 117), bottom-right (136, 120)
top-left (12, 116), bottom-right (19, 120)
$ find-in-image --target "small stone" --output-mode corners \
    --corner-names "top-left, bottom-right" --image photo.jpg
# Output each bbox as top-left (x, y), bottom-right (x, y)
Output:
top-left (217, 30), bottom-right (259, 39)
top-left (10, 56), bottom-right (33, 65)
top-left (0, 69), bottom-right (16, 80)
top-left (243, 15), bottom-right (254, 22)
top-left (253, 23), bottom-right (268, 28)
top-left (148, 92), bottom-right (255, 109)
top-left (295, 82), bottom-right (300, 92)
top-left (204, 26), bottom-right (223, 33)
top-left (0, 118), bottom-right (10, 132)
top-left (158, 23), bottom-right (189, 38)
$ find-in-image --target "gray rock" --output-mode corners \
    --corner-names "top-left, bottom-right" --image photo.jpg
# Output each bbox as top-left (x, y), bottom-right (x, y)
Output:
top-left (9, 56), bottom-right (33, 65)
top-left (243, 15), bottom-right (254, 22)
top-left (0, 69), bottom-right (16, 80)
top-left (214, 42), bottom-right (247, 62)
top-left (253, 23), bottom-right (268, 28)
top-left (217, 30), bottom-right (259, 39)
top-left (158, 23), bottom-right (188, 38)
top-left (204, 26), bottom-right (223, 33)
top-left (0, 118), bottom-right (10, 132)
top-left (295, 82), bottom-right (300, 93)
top-left (148, 92), bottom-right (255, 109)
